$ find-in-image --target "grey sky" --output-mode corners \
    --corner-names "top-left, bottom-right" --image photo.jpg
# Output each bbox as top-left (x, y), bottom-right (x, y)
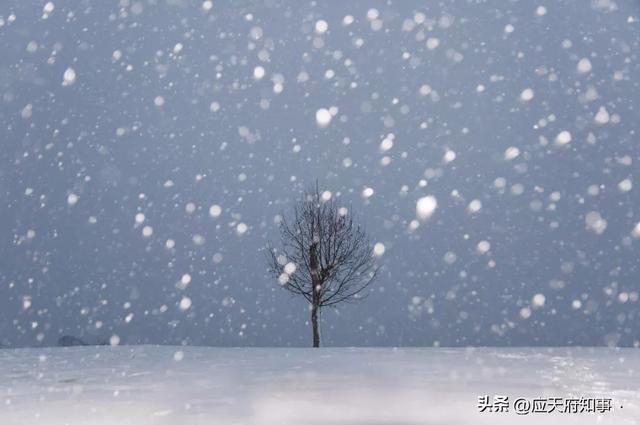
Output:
top-left (1, 0), bottom-right (639, 348)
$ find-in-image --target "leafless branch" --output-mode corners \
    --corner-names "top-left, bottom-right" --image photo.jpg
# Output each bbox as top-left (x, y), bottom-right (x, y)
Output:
top-left (266, 184), bottom-right (378, 311)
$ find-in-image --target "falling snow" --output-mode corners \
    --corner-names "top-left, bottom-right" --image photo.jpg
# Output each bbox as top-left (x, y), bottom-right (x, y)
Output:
top-left (0, 0), bottom-right (637, 354)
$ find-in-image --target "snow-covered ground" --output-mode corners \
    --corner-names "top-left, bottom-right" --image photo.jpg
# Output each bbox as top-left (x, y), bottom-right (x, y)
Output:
top-left (1, 346), bottom-right (638, 425)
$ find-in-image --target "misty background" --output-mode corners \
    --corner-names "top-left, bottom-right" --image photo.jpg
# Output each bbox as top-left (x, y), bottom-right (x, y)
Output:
top-left (1, 0), bottom-right (639, 348)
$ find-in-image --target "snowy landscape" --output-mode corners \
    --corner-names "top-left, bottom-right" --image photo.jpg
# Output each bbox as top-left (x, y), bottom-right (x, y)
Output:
top-left (2, 346), bottom-right (639, 425)
top-left (1, 0), bottom-right (639, 423)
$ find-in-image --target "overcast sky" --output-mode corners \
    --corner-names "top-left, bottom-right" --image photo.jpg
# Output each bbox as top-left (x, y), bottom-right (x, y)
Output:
top-left (1, 0), bottom-right (639, 348)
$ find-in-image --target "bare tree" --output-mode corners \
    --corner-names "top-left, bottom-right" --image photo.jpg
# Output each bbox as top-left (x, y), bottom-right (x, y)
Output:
top-left (266, 184), bottom-right (378, 347)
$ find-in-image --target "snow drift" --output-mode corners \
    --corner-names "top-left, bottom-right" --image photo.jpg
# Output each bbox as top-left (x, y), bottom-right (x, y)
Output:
top-left (1, 346), bottom-right (638, 425)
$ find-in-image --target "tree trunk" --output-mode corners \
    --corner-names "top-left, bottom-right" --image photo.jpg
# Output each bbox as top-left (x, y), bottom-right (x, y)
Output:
top-left (311, 304), bottom-right (320, 348)
top-left (309, 241), bottom-right (321, 348)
